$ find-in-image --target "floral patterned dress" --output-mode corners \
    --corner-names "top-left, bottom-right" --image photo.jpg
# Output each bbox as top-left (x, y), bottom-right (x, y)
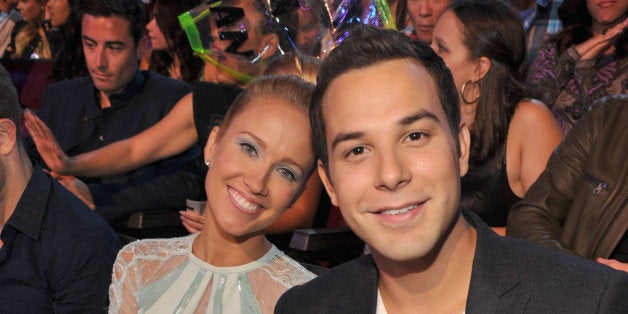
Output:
top-left (527, 38), bottom-right (627, 134)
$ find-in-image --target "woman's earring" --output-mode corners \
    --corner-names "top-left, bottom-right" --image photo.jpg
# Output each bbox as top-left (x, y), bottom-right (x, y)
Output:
top-left (461, 80), bottom-right (481, 104)
top-left (204, 159), bottom-right (211, 168)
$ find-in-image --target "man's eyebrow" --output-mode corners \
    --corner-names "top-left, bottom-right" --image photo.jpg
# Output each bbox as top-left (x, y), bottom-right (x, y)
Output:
top-left (331, 131), bottom-right (364, 152)
top-left (82, 35), bottom-right (96, 42)
top-left (400, 110), bottom-right (440, 126)
top-left (329, 110), bottom-right (441, 151)
top-left (81, 35), bottom-right (126, 47)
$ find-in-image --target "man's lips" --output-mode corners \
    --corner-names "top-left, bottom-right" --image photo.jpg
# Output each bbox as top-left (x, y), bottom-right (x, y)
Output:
top-left (370, 200), bottom-right (426, 225)
top-left (378, 204), bottom-right (417, 215)
top-left (372, 201), bottom-right (424, 214)
top-left (370, 198), bottom-right (428, 215)
top-left (92, 72), bottom-right (111, 81)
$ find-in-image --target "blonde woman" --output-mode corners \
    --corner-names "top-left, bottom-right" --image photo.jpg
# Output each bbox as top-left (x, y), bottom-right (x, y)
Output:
top-left (5, 0), bottom-right (49, 59)
top-left (108, 75), bottom-right (317, 313)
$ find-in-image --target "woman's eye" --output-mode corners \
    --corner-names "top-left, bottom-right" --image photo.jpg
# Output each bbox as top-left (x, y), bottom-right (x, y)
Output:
top-left (240, 142), bottom-right (257, 157)
top-left (277, 168), bottom-right (297, 182)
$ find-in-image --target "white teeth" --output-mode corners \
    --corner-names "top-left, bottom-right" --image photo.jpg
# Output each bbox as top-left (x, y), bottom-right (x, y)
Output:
top-left (380, 205), bottom-right (415, 215)
top-left (230, 189), bottom-right (260, 211)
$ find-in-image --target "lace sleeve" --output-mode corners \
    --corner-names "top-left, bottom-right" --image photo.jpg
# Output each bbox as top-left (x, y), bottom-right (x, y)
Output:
top-left (264, 254), bottom-right (316, 288)
top-left (108, 243), bottom-right (140, 313)
top-left (246, 249), bottom-right (316, 313)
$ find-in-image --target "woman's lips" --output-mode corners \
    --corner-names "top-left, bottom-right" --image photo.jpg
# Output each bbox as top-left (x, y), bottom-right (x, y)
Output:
top-left (228, 186), bottom-right (264, 213)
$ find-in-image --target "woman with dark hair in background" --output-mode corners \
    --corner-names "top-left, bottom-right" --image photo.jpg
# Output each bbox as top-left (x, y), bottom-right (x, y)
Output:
top-left (145, 0), bottom-right (203, 84)
top-left (527, 0), bottom-right (627, 134)
top-left (431, 0), bottom-right (563, 235)
top-left (47, 0), bottom-right (87, 81)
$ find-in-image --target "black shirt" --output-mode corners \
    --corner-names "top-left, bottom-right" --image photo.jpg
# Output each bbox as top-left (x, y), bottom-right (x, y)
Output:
top-left (0, 165), bottom-right (121, 312)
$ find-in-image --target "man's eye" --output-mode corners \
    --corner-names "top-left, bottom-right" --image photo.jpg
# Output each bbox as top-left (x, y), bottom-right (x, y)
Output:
top-left (350, 147), bottom-right (365, 156)
top-left (408, 132), bottom-right (425, 141)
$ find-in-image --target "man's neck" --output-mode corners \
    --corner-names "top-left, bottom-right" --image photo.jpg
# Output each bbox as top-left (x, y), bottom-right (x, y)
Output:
top-left (99, 90), bottom-right (112, 109)
top-left (375, 214), bottom-right (477, 313)
top-left (0, 154), bottom-right (34, 225)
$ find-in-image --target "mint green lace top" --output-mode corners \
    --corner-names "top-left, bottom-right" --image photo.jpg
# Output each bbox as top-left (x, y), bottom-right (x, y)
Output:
top-left (108, 234), bottom-right (315, 313)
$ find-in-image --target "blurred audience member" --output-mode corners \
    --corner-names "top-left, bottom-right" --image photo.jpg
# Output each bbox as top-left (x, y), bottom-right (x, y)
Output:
top-left (527, 0), bottom-right (627, 134)
top-left (25, 0), bottom-right (203, 226)
top-left (403, 0), bottom-right (450, 43)
top-left (146, 0), bottom-right (203, 84)
top-left (4, 0), bottom-right (49, 59)
top-left (508, 95), bottom-right (627, 273)
top-left (0, 64), bottom-right (120, 312)
top-left (388, 0), bottom-right (409, 30)
top-left (295, 0), bottom-right (327, 57)
top-left (0, 0), bottom-right (21, 56)
top-left (432, 0), bottom-right (562, 234)
top-left (506, 0), bottom-right (564, 65)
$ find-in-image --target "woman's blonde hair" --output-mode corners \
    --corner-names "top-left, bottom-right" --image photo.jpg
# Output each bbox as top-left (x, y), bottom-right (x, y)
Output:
top-left (10, 0), bottom-right (49, 58)
top-left (220, 75), bottom-right (315, 133)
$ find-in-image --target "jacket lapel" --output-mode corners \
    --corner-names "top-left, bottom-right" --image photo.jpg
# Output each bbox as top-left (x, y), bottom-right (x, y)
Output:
top-left (464, 211), bottom-right (529, 313)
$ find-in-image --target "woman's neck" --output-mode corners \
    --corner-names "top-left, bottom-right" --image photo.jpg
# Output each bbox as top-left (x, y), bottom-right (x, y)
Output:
top-left (191, 212), bottom-right (272, 267)
top-left (591, 14), bottom-right (628, 35)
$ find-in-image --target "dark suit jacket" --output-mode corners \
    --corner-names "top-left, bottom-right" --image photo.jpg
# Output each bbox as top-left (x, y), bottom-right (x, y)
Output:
top-left (276, 211), bottom-right (628, 313)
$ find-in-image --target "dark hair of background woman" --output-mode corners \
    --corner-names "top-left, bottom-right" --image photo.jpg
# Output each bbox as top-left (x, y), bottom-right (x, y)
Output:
top-left (148, 0), bottom-right (203, 84)
top-left (50, 0), bottom-right (87, 82)
top-left (449, 0), bottom-right (531, 168)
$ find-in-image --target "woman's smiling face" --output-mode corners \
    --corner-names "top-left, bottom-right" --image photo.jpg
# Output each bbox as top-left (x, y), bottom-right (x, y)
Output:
top-left (202, 95), bottom-right (314, 239)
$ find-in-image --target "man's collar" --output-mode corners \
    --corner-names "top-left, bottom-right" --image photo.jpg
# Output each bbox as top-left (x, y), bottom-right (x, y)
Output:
top-left (98, 70), bottom-right (145, 108)
top-left (6, 164), bottom-right (50, 241)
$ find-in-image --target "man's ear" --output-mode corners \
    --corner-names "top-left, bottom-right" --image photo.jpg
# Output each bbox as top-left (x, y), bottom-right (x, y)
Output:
top-left (457, 122), bottom-right (471, 177)
top-left (317, 159), bottom-right (338, 207)
top-left (204, 126), bottom-right (221, 164)
top-left (258, 33), bottom-right (279, 60)
top-left (472, 56), bottom-right (491, 81)
top-left (0, 119), bottom-right (17, 156)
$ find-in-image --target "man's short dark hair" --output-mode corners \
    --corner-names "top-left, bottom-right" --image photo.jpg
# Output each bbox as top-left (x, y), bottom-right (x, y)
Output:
top-left (79, 0), bottom-right (147, 44)
top-left (0, 65), bottom-right (22, 134)
top-left (311, 25), bottom-right (460, 166)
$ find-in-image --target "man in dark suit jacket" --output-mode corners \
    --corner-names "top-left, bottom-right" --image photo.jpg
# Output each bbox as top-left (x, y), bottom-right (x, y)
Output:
top-left (275, 26), bottom-right (628, 313)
